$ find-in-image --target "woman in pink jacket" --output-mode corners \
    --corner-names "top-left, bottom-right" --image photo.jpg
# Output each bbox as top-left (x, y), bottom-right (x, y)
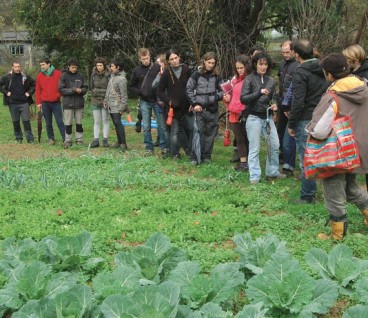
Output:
top-left (223, 55), bottom-right (251, 171)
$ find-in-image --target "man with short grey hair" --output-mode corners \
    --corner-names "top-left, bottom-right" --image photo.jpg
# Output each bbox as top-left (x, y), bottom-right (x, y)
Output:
top-left (0, 62), bottom-right (35, 143)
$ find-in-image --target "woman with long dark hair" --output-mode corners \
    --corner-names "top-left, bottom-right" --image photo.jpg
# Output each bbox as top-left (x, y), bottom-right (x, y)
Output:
top-left (240, 52), bottom-right (286, 183)
top-left (223, 55), bottom-right (251, 171)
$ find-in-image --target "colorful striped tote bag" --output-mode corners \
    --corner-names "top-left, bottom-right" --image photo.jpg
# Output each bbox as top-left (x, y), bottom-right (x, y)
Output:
top-left (304, 93), bottom-right (361, 180)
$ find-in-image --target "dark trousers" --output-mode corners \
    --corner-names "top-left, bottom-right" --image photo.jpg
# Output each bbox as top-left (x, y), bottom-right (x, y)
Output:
top-left (190, 110), bottom-right (219, 160)
top-left (110, 113), bottom-right (126, 145)
top-left (8, 103), bottom-right (34, 142)
top-left (230, 121), bottom-right (248, 159)
top-left (277, 110), bottom-right (288, 152)
top-left (171, 117), bottom-right (189, 156)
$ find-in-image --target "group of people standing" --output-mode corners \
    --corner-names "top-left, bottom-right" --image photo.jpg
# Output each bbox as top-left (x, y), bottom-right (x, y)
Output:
top-left (1, 41), bottom-right (368, 241)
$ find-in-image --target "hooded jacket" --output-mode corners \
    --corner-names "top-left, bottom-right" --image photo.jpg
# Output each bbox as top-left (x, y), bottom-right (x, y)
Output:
top-left (58, 70), bottom-right (88, 109)
top-left (240, 72), bottom-right (275, 119)
top-left (104, 70), bottom-right (128, 113)
top-left (288, 59), bottom-right (328, 129)
top-left (157, 64), bottom-right (191, 119)
top-left (307, 75), bottom-right (368, 173)
top-left (35, 66), bottom-right (62, 105)
top-left (90, 67), bottom-right (110, 105)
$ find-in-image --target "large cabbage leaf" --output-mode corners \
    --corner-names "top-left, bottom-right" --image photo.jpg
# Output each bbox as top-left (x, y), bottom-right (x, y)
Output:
top-left (93, 265), bottom-right (142, 299)
top-left (233, 232), bottom-right (288, 275)
top-left (209, 263), bottom-right (245, 304)
top-left (301, 279), bottom-right (339, 314)
top-left (12, 298), bottom-right (56, 318)
top-left (16, 261), bottom-right (52, 300)
top-left (53, 284), bottom-right (93, 317)
top-left (305, 244), bottom-right (362, 293)
top-left (42, 231), bottom-right (93, 261)
top-left (235, 302), bottom-right (268, 318)
top-left (101, 283), bottom-right (179, 318)
top-left (304, 248), bottom-right (330, 280)
top-left (354, 277), bottom-right (368, 304)
top-left (44, 271), bottom-right (79, 299)
top-left (145, 232), bottom-right (172, 259)
top-left (246, 253), bottom-right (328, 316)
top-left (342, 304), bottom-right (368, 318)
top-left (113, 233), bottom-right (186, 283)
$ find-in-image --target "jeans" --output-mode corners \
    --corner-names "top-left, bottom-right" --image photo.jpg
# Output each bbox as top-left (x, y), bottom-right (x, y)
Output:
top-left (294, 120), bottom-right (316, 199)
top-left (282, 122), bottom-right (296, 171)
top-left (140, 100), bottom-right (166, 151)
top-left (322, 173), bottom-right (368, 221)
top-left (246, 115), bottom-right (280, 181)
top-left (157, 110), bottom-right (171, 152)
top-left (42, 101), bottom-right (65, 141)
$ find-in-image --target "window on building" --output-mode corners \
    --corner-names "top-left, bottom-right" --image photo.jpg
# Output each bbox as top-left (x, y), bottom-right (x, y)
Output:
top-left (9, 45), bottom-right (25, 55)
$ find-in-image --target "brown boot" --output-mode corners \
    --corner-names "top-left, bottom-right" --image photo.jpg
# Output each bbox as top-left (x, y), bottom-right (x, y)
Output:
top-left (361, 209), bottom-right (368, 226)
top-left (317, 221), bottom-right (347, 240)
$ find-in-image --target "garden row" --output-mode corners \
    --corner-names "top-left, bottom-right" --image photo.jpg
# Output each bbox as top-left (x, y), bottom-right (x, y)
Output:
top-left (1, 231), bottom-right (368, 317)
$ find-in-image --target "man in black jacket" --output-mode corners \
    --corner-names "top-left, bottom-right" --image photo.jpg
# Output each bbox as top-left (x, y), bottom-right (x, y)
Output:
top-left (129, 48), bottom-right (166, 155)
top-left (0, 62), bottom-right (35, 143)
top-left (277, 40), bottom-right (299, 175)
top-left (58, 58), bottom-right (88, 148)
top-left (288, 39), bottom-right (328, 204)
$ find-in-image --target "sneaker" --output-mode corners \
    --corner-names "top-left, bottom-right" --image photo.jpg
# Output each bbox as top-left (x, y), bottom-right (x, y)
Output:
top-left (48, 139), bottom-right (55, 146)
top-left (145, 150), bottom-right (154, 156)
top-left (64, 141), bottom-right (72, 149)
top-left (191, 160), bottom-right (198, 166)
top-left (235, 162), bottom-right (249, 172)
top-left (76, 141), bottom-right (84, 146)
top-left (250, 179), bottom-right (259, 184)
top-left (266, 173), bottom-right (287, 181)
top-left (289, 197), bottom-right (316, 204)
top-left (203, 159), bottom-right (211, 164)
top-left (282, 168), bottom-right (294, 177)
top-left (103, 139), bottom-right (109, 148)
top-left (90, 139), bottom-right (99, 148)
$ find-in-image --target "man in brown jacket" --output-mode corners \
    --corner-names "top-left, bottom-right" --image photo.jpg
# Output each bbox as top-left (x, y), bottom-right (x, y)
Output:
top-left (307, 53), bottom-right (368, 240)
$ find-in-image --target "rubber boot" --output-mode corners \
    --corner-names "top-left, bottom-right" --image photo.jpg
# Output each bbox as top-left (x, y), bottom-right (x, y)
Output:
top-left (317, 221), bottom-right (347, 240)
top-left (361, 208), bottom-right (368, 226)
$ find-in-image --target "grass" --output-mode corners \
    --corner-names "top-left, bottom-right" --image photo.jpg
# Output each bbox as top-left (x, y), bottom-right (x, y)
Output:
top-left (1, 99), bottom-right (368, 274)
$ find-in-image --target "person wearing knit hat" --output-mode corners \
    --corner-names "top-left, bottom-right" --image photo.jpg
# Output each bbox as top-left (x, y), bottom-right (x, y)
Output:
top-left (306, 52), bottom-right (368, 240)
top-left (321, 53), bottom-right (350, 79)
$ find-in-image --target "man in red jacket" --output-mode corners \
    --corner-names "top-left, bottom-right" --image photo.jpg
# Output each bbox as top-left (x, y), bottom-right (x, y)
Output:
top-left (36, 58), bottom-right (65, 145)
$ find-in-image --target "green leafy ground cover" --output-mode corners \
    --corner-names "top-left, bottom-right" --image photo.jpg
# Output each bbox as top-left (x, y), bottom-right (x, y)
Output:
top-left (1, 101), bottom-right (368, 317)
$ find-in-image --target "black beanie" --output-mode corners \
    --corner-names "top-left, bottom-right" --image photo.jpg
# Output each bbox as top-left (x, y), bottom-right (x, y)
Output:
top-left (321, 53), bottom-right (349, 76)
